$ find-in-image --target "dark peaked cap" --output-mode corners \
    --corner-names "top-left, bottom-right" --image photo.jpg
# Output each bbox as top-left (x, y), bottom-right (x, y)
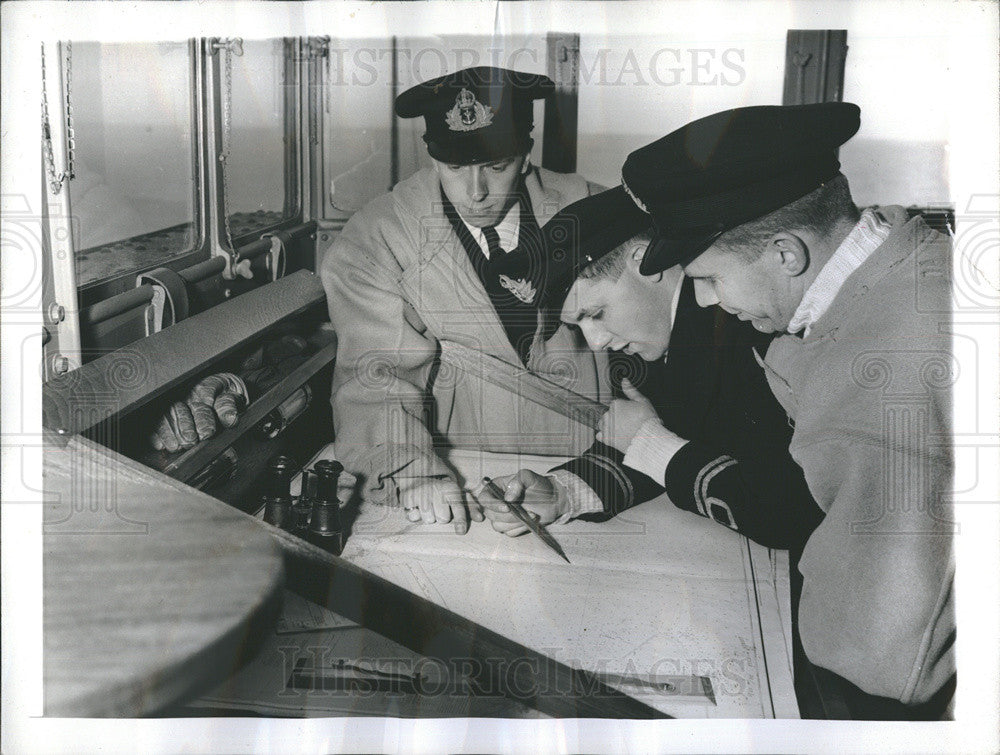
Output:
top-left (622, 102), bottom-right (862, 274)
top-left (395, 66), bottom-right (554, 165)
top-left (530, 186), bottom-right (652, 310)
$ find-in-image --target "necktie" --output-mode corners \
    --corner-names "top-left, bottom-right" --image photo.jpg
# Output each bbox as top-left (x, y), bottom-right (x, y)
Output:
top-left (482, 225), bottom-right (502, 259)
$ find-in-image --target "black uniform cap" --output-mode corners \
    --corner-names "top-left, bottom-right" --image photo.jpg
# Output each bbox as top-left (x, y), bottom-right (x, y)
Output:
top-left (621, 102), bottom-right (862, 274)
top-left (532, 186), bottom-right (652, 310)
top-left (394, 66), bottom-right (554, 165)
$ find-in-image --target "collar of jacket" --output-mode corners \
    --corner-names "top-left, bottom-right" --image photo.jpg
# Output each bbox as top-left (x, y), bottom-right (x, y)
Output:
top-left (390, 165), bottom-right (571, 266)
top-left (391, 166), bottom-right (587, 370)
top-left (388, 167), bottom-right (527, 367)
top-left (804, 205), bottom-right (939, 341)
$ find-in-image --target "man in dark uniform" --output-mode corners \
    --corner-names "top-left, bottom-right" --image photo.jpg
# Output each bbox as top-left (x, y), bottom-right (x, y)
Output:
top-left (321, 67), bottom-right (609, 533)
top-left (479, 187), bottom-right (823, 552)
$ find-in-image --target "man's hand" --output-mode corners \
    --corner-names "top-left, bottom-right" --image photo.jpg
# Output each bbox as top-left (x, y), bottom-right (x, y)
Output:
top-left (478, 470), bottom-right (568, 537)
top-left (398, 477), bottom-right (484, 534)
top-left (151, 373), bottom-right (248, 452)
top-left (596, 377), bottom-right (659, 454)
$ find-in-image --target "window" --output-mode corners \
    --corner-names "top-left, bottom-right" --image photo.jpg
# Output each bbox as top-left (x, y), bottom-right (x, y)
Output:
top-left (323, 37), bottom-right (396, 215)
top-left (221, 38), bottom-right (300, 242)
top-left (70, 41), bottom-right (199, 291)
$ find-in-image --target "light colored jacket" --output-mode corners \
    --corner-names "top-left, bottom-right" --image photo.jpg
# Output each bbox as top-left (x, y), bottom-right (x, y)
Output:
top-left (321, 166), bottom-right (610, 505)
top-left (761, 207), bottom-right (954, 704)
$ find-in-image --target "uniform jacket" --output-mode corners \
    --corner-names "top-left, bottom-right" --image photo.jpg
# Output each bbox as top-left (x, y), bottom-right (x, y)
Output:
top-left (760, 207), bottom-right (954, 705)
top-left (555, 277), bottom-right (823, 551)
top-left (321, 165), bottom-right (610, 505)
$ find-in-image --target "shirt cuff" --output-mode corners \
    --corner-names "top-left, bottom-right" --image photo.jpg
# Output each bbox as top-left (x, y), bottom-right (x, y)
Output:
top-left (622, 418), bottom-right (688, 483)
top-left (548, 469), bottom-right (605, 523)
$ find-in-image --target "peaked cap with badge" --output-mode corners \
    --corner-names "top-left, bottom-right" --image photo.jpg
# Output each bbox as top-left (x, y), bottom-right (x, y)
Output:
top-left (618, 102), bottom-right (862, 274)
top-left (394, 66), bottom-right (554, 165)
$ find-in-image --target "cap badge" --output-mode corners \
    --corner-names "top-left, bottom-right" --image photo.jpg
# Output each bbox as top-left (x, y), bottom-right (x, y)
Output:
top-left (498, 274), bottom-right (536, 304)
top-left (621, 174), bottom-right (649, 213)
top-left (446, 88), bottom-right (494, 132)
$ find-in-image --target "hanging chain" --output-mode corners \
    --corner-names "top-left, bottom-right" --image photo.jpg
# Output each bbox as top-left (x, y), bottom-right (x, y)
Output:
top-left (41, 41), bottom-right (74, 195)
top-left (65, 41), bottom-right (75, 179)
top-left (216, 38), bottom-right (241, 254)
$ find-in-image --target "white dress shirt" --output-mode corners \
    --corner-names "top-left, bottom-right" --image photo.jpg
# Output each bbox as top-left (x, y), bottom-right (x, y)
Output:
top-left (461, 202), bottom-right (521, 259)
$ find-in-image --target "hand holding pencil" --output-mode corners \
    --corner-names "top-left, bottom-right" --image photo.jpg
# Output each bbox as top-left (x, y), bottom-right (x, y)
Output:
top-left (478, 473), bottom-right (571, 563)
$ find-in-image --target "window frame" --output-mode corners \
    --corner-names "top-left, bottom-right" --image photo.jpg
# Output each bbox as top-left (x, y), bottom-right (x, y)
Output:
top-left (213, 37), bottom-right (304, 251)
top-left (303, 37), bottom-right (327, 223)
top-left (73, 37), bottom-right (310, 310)
top-left (75, 39), bottom-right (209, 311)
top-left (313, 37), bottom-right (362, 230)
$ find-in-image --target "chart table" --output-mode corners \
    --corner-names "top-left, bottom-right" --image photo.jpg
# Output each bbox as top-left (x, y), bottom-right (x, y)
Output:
top-left (325, 445), bottom-right (798, 718)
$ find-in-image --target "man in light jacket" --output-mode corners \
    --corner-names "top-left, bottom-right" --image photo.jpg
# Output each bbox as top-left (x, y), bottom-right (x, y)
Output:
top-left (599, 102), bottom-right (955, 716)
top-left (321, 67), bottom-right (609, 533)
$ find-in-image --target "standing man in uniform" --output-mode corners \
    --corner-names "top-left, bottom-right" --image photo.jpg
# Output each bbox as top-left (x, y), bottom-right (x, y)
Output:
top-left (598, 102), bottom-right (955, 716)
top-left (321, 67), bottom-right (609, 533)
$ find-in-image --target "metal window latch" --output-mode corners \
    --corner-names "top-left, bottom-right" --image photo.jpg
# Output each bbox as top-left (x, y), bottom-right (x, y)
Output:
top-left (210, 37), bottom-right (243, 57)
top-left (261, 233), bottom-right (287, 282)
top-left (308, 36), bottom-right (331, 59)
top-left (791, 50), bottom-right (813, 104)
